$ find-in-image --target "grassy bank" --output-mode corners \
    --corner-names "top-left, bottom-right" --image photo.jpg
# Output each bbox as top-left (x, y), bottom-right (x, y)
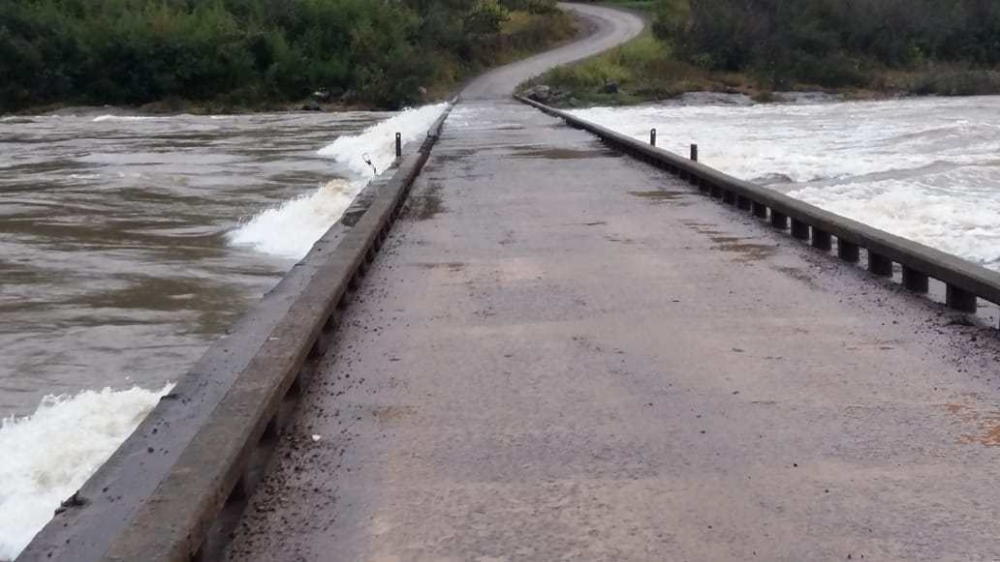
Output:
top-left (524, 0), bottom-right (1000, 107)
top-left (0, 0), bottom-right (575, 115)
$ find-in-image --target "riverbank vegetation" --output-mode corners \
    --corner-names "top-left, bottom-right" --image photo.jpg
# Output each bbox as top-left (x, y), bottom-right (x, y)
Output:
top-left (0, 0), bottom-right (575, 114)
top-left (527, 0), bottom-right (1000, 106)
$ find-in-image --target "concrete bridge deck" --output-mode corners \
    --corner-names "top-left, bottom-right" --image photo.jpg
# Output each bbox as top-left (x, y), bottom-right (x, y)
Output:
top-left (225, 98), bottom-right (1000, 561)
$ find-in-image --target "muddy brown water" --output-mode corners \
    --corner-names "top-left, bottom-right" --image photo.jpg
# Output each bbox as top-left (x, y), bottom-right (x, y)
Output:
top-left (0, 111), bottom-right (390, 415)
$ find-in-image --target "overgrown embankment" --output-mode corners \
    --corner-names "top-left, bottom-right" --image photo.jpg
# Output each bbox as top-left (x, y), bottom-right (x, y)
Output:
top-left (0, 0), bottom-right (575, 114)
top-left (524, 0), bottom-right (1000, 107)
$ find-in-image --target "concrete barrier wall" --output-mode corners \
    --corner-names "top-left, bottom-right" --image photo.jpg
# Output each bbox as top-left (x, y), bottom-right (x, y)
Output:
top-left (17, 106), bottom-right (454, 562)
top-left (516, 95), bottom-right (1000, 319)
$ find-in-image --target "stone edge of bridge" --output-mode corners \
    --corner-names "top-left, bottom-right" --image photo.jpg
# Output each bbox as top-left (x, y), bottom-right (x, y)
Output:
top-left (16, 104), bottom-right (455, 562)
top-left (514, 94), bottom-right (1000, 325)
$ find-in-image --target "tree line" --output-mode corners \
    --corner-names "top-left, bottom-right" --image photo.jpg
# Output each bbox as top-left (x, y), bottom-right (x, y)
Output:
top-left (654, 0), bottom-right (1000, 88)
top-left (0, 0), bottom-right (567, 112)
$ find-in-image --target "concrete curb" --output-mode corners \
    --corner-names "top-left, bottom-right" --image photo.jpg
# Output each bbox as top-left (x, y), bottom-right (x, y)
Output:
top-left (516, 94), bottom-right (1000, 319)
top-left (17, 105), bottom-right (454, 562)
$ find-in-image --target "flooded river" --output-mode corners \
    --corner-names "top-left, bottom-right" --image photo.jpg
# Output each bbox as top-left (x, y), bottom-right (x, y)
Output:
top-left (3, 94), bottom-right (1000, 557)
top-left (0, 105), bottom-right (447, 558)
top-left (574, 95), bottom-right (1000, 270)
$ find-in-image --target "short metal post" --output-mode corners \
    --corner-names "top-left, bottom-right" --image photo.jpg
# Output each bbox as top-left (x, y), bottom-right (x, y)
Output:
top-left (946, 285), bottom-right (977, 312)
top-left (690, 144), bottom-right (698, 161)
top-left (838, 240), bottom-right (860, 263)
top-left (812, 229), bottom-right (832, 251)
top-left (902, 266), bottom-right (929, 293)
top-left (395, 132), bottom-right (402, 158)
top-left (752, 201), bottom-right (768, 218)
top-left (770, 211), bottom-right (788, 229)
top-left (650, 128), bottom-right (656, 146)
top-left (791, 219), bottom-right (810, 240)
top-left (868, 252), bottom-right (893, 277)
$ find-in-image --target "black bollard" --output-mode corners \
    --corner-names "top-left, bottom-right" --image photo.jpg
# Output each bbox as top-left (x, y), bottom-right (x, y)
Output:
top-left (690, 144), bottom-right (698, 162)
top-left (650, 128), bottom-right (657, 147)
top-left (395, 132), bottom-right (402, 159)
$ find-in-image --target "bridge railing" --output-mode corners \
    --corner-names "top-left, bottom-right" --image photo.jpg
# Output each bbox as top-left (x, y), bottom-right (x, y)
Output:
top-left (18, 105), bottom-right (454, 562)
top-left (516, 94), bottom-right (1000, 319)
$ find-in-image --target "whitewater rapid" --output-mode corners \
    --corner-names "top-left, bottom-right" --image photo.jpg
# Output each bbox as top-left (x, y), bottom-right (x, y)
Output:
top-left (227, 103), bottom-right (449, 260)
top-left (572, 96), bottom-right (1000, 269)
top-left (0, 385), bottom-right (171, 559)
top-left (0, 103), bottom-right (448, 559)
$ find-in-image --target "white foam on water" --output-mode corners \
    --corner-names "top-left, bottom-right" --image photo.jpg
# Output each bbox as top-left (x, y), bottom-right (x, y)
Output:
top-left (317, 102), bottom-right (449, 177)
top-left (91, 115), bottom-right (165, 123)
top-left (226, 178), bottom-right (363, 259)
top-left (0, 385), bottom-right (172, 560)
top-left (228, 103), bottom-right (449, 261)
top-left (788, 174), bottom-right (1000, 268)
top-left (571, 96), bottom-right (1000, 268)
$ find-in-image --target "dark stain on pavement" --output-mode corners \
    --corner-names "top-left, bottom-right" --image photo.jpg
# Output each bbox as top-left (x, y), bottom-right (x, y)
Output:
top-left (374, 405), bottom-right (417, 422)
top-left (417, 261), bottom-right (466, 271)
top-left (404, 183), bottom-right (446, 221)
top-left (682, 220), bottom-right (726, 237)
top-left (946, 402), bottom-right (1000, 447)
top-left (629, 190), bottom-right (686, 203)
top-left (509, 146), bottom-right (618, 160)
top-left (774, 266), bottom-right (820, 288)
top-left (713, 240), bottom-right (776, 263)
top-left (605, 235), bottom-right (636, 245)
top-left (432, 149), bottom-right (477, 164)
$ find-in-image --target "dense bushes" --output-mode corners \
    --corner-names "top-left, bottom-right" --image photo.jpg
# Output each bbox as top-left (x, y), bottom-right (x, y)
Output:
top-left (0, 0), bottom-right (572, 112)
top-left (655, 0), bottom-right (1000, 89)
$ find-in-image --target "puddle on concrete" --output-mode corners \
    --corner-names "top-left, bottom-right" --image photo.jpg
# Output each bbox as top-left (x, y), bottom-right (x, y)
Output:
top-left (403, 183), bottom-right (446, 221)
top-left (508, 145), bottom-right (618, 160)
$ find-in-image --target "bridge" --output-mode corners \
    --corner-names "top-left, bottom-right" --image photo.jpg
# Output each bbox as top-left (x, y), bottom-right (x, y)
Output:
top-left (18, 4), bottom-right (1000, 561)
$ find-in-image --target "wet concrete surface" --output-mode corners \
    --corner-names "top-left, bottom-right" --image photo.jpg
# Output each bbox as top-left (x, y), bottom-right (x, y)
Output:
top-left (226, 98), bottom-right (1000, 561)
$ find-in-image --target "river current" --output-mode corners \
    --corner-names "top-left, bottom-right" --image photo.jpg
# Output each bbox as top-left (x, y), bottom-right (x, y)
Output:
top-left (0, 104), bottom-right (448, 559)
top-left (573, 95), bottom-right (1000, 270)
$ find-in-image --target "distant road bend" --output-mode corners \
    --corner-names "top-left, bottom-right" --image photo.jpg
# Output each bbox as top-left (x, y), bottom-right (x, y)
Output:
top-left (460, 2), bottom-right (644, 99)
top-left (20, 3), bottom-right (1000, 562)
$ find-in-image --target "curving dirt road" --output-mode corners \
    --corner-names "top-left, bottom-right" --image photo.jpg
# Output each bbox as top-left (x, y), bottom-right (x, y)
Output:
top-left (461, 3), bottom-right (645, 100)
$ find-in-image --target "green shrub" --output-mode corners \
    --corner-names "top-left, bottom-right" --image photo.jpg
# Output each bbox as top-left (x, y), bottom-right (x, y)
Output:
top-left (0, 0), bottom-right (572, 112)
top-left (654, 0), bottom-right (1000, 88)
